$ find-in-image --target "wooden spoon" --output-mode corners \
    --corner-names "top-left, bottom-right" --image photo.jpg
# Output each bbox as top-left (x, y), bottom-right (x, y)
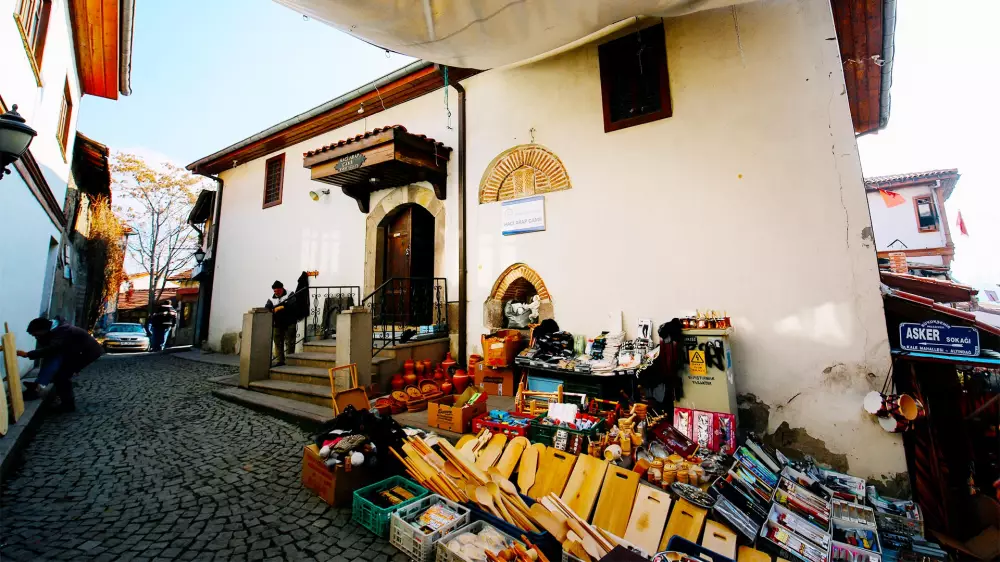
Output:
top-left (529, 503), bottom-right (568, 541)
top-left (490, 469), bottom-right (533, 514)
top-left (517, 444), bottom-right (539, 495)
top-left (475, 485), bottom-right (503, 519)
top-left (487, 482), bottom-right (514, 523)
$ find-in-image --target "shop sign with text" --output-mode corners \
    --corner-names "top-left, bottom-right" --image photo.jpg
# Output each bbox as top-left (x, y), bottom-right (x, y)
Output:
top-left (899, 320), bottom-right (979, 356)
top-left (502, 196), bottom-right (545, 235)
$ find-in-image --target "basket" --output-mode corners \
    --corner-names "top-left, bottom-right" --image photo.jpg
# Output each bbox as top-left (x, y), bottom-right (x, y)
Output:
top-left (471, 411), bottom-right (535, 437)
top-left (435, 520), bottom-right (524, 562)
top-left (529, 412), bottom-right (603, 448)
top-left (390, 494), bottom-right (471, 562)
top-left (352, 476), bottom-right (429, 537)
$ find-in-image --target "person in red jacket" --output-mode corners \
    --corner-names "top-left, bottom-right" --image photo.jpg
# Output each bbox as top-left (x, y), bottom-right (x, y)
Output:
top-left (17, 318), bottom-right (103, 412)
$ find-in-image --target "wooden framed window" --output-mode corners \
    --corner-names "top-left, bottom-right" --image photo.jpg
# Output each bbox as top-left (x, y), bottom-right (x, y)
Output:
top-left (14, 0), bottom-right (51, 84)
top-left (55, 79), bottom-right (72, 158)
top-left (598, 23), bottom-right (672, 133)
top-left (262, 154), bottom-right (285, 208)
top-left (913, 195), bottom-right (939, 232)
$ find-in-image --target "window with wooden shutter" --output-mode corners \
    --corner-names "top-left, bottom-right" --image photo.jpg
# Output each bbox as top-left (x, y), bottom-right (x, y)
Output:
top-left (913, 195), bottom-right (939, 232)
top-left (14, 0), bottom-right (52, 83)
top-left (598, 23), bottom-right (672, 133)
top-left (263, 154), bottom-right (285, 208)
top-left (55, 79), bottom-right (72, 157)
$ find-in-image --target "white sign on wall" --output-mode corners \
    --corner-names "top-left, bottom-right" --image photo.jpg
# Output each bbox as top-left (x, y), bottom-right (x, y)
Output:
top-left (501, 195), bottom-right (546, 236)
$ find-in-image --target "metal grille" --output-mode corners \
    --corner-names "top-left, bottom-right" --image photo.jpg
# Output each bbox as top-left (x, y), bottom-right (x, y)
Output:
top-left (263, 156), bottom-right (284, 206)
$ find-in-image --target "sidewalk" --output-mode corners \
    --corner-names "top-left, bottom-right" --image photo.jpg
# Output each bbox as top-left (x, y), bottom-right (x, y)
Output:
top-left (0, 369), bottom-right (56, 480)
top-left (172, 349), bottom-right (240, 387)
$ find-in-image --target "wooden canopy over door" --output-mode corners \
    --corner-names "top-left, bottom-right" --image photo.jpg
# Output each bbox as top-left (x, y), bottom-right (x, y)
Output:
top-left (303, 125), bottom-right (452, 213)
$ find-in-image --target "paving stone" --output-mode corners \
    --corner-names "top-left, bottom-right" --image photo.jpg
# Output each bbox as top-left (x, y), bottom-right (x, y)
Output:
top-left (0, 356), bottom-right (394, 561)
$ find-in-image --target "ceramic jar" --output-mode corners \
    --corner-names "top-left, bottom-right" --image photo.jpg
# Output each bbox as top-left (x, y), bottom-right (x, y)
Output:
top-left (440, 381), bottom-right (454, 394)
top-left (452, 368), bottom-right (470, 394)
top-left (390, 373), bottom-right (405, 391)
top-left (441, 352), bottom-right (457, 377)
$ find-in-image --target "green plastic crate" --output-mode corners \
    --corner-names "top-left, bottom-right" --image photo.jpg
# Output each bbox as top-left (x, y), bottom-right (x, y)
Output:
top-left (352, 476), bottom-right (429, 537)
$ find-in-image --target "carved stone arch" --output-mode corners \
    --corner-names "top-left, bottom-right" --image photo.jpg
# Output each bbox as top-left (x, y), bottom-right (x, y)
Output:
top-left (364, 185), bottom-right (445, 296)
top-left (478, 144), bottom-right (571, 204)
top-left (483, 263), bottom-right (554, 331)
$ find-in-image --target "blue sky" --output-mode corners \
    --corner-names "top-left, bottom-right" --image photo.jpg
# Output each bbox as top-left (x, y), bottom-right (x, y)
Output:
top-left (77, 0), bottom-right (412, 166)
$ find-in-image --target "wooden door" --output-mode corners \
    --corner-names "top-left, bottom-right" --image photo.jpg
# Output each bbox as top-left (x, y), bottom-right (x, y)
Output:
top-left (384, 208), bottom-right (412, 324)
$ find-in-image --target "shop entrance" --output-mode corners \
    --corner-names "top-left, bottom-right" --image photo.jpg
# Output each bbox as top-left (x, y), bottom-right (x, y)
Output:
top-left (377, 204), bottom-right (435, 325)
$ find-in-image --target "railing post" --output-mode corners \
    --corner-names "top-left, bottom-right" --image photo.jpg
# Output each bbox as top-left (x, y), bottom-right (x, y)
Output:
top-left (336, 306), bottom-right (374, 390)
top-left (239, 308), bottom-right (273, 388)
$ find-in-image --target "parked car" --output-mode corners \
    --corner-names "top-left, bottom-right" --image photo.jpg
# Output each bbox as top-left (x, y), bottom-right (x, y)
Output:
top-left (102, 323), bottom-right (151, 353)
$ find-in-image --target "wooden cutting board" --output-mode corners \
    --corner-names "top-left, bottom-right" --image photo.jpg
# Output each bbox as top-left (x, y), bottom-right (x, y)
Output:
top-left (560, 454), bottom-right (609, 520)
top-left (495, 436), bottom-right (528, 478)
top-left (517, 443), bottom-right (540, 494)
top-left (591, 465), bottom-right (640, 536)
top-left (624, 485), bottom-right (672, 555)
top-left (701, 520), bottom-right (737, 560)
top-left (475, 433), bottom-right (508, 470)
top-left (659, 498), bottom-right (708, 551)
top-left (529, 447), bottom-right (576, 499)
top-left (456, 434), bottom-right (477, 450)
top-left (737, 546), bottom-right (771, 562)
top-left (3, 326), bottom-right (24, 422)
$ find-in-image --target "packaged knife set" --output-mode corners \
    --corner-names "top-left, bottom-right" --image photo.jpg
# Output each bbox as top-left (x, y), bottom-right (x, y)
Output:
top-left (830, 499), bottom-right (881, 562)
top-left (774, 477), bottom-right (832, 530)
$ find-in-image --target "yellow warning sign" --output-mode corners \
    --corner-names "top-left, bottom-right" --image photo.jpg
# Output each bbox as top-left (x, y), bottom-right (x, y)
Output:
top-left (689, 350), bottom-right (707, 375)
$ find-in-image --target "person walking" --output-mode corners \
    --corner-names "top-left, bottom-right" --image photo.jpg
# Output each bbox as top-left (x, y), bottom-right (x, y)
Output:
top-left (149, 303), bottom-right (178, 351)
top-left (17, 318), bottom-right (103, 412)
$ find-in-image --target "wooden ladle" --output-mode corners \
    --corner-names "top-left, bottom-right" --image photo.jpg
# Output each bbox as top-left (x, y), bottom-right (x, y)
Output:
top-left (475, 485), bottom-right (503, 519)
top-left (486, 482), bottom-right (514, 523)
top-left (488, 468), bottom-right (533, 514)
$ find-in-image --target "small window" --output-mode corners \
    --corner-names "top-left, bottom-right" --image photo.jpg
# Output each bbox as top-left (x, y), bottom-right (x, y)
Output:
top-left (263, 154), bottom-right (285, 208)
top-left (55, 80), bottom-right (72, 157)
top-left (15, 0), bottom-right (51, 76)
top-left (598, 23), bottom-right (672, 133)
top-left (914, 195), bottom-right (939, 232)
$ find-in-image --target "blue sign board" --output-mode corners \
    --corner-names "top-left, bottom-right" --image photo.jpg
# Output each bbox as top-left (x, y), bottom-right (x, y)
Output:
top-left (899, 320), bottom-right (980, 357)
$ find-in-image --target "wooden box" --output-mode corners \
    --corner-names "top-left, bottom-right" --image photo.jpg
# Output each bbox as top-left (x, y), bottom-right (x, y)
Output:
top-left (301, 444), bottom-right (367, 506)
top-left (427, 385), bottom-right (488, 433)
top-left (481, 330), bottom-right (525, 369)
top-left (474, 364), bottom-right (517, 396)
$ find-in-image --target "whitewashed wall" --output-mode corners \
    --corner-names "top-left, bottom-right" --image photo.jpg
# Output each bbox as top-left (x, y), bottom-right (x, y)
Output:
top-left (866, 184), bottom-right (948, 252)
top-left (208, 0), bottom-right (902, 477)
top-left (0, 0), bottom-right (82, 374)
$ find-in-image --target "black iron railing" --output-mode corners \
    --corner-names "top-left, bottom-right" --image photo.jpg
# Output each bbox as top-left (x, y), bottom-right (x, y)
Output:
top-left (362, 277), bottom-right (448, 356)
top-left (270, 285), bottom-right (361, 365)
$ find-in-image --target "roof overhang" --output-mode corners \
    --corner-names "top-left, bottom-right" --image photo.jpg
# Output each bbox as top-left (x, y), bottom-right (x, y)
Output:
top-left (865, 169), bottom-right (961, 201)
top-left (831, 0), bottom-right (896, 135)
top-left (188, 190), bottom-right (216, 224)
top-left (880, 272), bottom-right (978, 304)
top-left (68, 0), bottom-right (136, 99)
top-left (71, 132), bottom-right (111, 199)
top-left (303, 125), bottom-right (451, 213)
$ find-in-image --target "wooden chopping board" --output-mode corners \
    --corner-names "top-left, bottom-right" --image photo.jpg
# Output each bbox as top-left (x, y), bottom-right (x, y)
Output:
top-left (475, 433), bottom-right (508, 470)
top-left (591, 465), bottom-right (640, 536)
top-left (624, 485), bottom-right (672, 555)
top-left (737, 546), bottom-right (772, 562)
top-left (495, 436), bottom-right (528, 478)
top-left (3, 326), bottom-right (24, 422)
top-left (701, 520), bottom-right (737, 560)
top-left (529, 447), bottom-right (576, 499)
top-left (559, 454), bottom-right (609, 520)
top-left (517, 442), bottom-right (541, 494)
top-left (659, 498), bottom-right (708, 551)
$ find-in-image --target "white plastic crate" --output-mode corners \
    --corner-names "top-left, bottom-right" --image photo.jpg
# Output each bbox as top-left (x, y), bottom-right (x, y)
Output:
top-left (390, 494), bottom-right (471, 562)
top-left (562, 550), bottom-right (585, 562)
top-left (435, 520), bottom-right (525, 562)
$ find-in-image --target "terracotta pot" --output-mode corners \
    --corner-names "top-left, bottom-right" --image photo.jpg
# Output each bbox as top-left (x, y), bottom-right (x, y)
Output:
top-left (432, 365), bottom-right (445, 382)
top-left (422, 359), bottom-right (433, 375)
top-left (390, 373), bottom-right (405, 391)
top-left (452, 368), bottom-right (470, 394)
top-left (403, 359), bottom-right (415, 376)
top-left (403, 372), bottom-right (418, 387)
top-left (441, 381), bottom-right (454, 394)
top-left (415, 361), bottom-right (425, 377)
top-left (441, 352), bottom-right (458, 377)
top-left (468, 354), bottom-right (482, 371)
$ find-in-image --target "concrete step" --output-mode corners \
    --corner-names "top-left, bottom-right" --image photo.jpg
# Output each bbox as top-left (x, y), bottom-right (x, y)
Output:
top-left (302, 338), bottom-right (337, 354)
top-left (269, 365), bottom-right (329, 386)
top-left (287, 351), bottom-right (338, 368)
top-left (213, 386), bottom-right (334, 426)
top-left (249, 379), bottom-right (334, 408)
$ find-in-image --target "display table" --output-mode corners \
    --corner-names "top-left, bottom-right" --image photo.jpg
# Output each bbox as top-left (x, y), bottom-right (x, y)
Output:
top-left (514, 361), bottom-right (636, 402)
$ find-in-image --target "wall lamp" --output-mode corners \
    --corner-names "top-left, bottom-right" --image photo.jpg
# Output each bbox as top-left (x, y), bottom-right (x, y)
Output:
top-left (0, 105), bottom-right (37, 180)
top-left (309, 189), bottom-right (330, 201)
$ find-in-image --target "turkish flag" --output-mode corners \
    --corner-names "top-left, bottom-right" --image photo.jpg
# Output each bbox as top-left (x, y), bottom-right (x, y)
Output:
top-left (957, 210), bottom-right (969, 236)
top-left (879, 189), bottom-right (906, 208)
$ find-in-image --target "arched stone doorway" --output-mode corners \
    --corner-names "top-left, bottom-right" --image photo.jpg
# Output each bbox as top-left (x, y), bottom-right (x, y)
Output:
top-left (364, 185), bottom-right (445, 297)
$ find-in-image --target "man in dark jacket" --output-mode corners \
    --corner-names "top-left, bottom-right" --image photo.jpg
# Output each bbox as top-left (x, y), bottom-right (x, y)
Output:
top-left (17, 318), bottom-right (103, 412)
top-left (266, 280), bottom-right (297, 366)
top-left (149, 303), bottom-right (178, 351)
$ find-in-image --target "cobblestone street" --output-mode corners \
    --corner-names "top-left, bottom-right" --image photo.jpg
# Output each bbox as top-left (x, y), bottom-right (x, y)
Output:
top-left (1, 355), bottom-right (401, 562)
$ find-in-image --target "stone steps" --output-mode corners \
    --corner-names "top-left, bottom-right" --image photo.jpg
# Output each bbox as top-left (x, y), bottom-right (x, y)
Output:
top-left (213, 387), bottom-right (334, 425)
top-left (249, 379), bottom-right (334, 408)
top-left (268, 365), bottom-right (329, 386)
top-left (287, 351), bottom-right (338, 369)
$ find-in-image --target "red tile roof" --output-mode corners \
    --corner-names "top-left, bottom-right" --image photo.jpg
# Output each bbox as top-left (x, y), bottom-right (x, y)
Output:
top-left (303, 125), bottom-right (451, 158)
top-left (880, 272), bottom-right (978, 303)
top-left (167, 269), bottom-right (194, 281)
top-left (118, 288), bottom-right (178, 311)
top-left (864, 169), bottom-right (959, 188)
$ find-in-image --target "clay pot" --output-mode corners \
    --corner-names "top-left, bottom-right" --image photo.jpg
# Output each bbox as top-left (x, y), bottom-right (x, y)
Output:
top-left (415, 361), bottom-right (425, 378)
top-left (452, 368), bottom-right (470, 394)
top-left (468, 354), bottom-right (482, 371)
top-left (441, 352), bottom-right (458, 377)
top-left (441, 381), bottom-right (454, 394)
top-left (422, 359), bottom-right (433, 375)
top-left (403, 371), bottom-right (418, 387)
top-left (432, 365), bottom-right (445, 382)
top-left (390, 373), bottom-right (405, 391)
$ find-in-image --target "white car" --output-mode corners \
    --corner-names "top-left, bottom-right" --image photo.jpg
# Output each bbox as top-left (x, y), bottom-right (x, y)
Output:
top-left (102, 323), bottom-right (151, 353)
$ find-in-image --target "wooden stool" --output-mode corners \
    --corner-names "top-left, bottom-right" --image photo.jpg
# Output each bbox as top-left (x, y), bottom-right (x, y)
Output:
top-left (701, 520), bottom-right (737, 559)
top-left (659, 498), bottom-right (708, 550)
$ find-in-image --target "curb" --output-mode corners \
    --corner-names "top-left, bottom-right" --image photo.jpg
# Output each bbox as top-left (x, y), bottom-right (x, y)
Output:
top-left (0, 376), bottom-right (57, 482)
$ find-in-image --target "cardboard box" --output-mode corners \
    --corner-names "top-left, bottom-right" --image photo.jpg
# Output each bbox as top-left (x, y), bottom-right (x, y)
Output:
top-left (475, 363), bottom-right (517, 397)
top-left (427, 385), bottom-right (488, 433)
top-left (481, 329), bottom-right (526, 368)
top-left (301, 444), bottom-right (367, 506)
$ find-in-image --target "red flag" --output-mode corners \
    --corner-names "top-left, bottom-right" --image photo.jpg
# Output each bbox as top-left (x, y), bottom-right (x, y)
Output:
top-left (957, 210), bottom-right (969, 236)
top-left (879, 189), bottom-right (906, 208)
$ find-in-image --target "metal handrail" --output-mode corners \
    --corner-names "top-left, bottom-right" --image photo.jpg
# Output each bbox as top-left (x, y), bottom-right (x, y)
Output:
top-left (363, 277), bottom-right (448, 357)
top-left (269, 285), bottom-right (361, 365)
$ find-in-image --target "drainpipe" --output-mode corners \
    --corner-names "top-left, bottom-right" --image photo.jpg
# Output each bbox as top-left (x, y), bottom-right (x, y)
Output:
top-left (446, 70), bottom-right (468, 364)
top-left (194, 172), bottom-right (224, 346)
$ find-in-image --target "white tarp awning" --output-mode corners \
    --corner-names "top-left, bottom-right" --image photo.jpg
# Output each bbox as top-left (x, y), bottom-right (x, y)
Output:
top-left (274, 0), bottom-right (753, 69)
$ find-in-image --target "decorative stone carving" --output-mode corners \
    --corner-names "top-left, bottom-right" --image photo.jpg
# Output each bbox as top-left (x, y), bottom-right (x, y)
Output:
top-left (478, 144), bottom-right (571, 204)
top-left (483, 263), bottom-right (553, 331)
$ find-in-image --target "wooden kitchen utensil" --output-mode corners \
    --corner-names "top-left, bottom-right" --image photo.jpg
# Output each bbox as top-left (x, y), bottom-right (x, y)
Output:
top-left (701, 520), bottom-right (737, 560)
top-left (494, 435), bottom-right (528, 478)
top-left (456, 434), bottom-right (476, 450)
top-left (529, 503), bottom-right (568, 542)
top-left (2, 323), bottom-right (24, 422)
top-left (560, 454), bottom-right (609, 520)
top-left (529, 447), bottom-right (576, 499)
top-left (517, 443), bottom-right (540, 495)
top-left (475, 433), bottom-right (508, 470)
top-left (624, 485), bottom-right (672, 555)
top-left (737, 546), bottom-right (772, 562)
top-left (591, 465), bottom-right (640, 536)
top-left (659, 498), bottom-right (708, 550)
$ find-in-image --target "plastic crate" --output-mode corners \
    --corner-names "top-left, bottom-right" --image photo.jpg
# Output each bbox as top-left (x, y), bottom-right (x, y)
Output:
top-left (527, 375), bottom-right (562, 393)
top-left (353, 476), bottom-right (429, 538)
top-left (390, 494), bottom-right (471, 562)
top-left (529, 412), bottom-right (603, 448)
top-left (435, 520), bottom-right (524, 562)
top-left (466, 494), bottom-right (561, 562)
top-left (562, 551), bottom-right (585, 562)
top-left (471, 411), bottom-right (535, 437)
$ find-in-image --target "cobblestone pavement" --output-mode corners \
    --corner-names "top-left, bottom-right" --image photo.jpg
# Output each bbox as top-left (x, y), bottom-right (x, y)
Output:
top-left (1, 355), bottom-right (403, 562)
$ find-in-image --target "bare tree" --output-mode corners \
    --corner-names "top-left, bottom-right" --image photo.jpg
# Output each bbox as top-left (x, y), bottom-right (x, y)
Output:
top-left (111, 153), bottom-right (205, 320)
